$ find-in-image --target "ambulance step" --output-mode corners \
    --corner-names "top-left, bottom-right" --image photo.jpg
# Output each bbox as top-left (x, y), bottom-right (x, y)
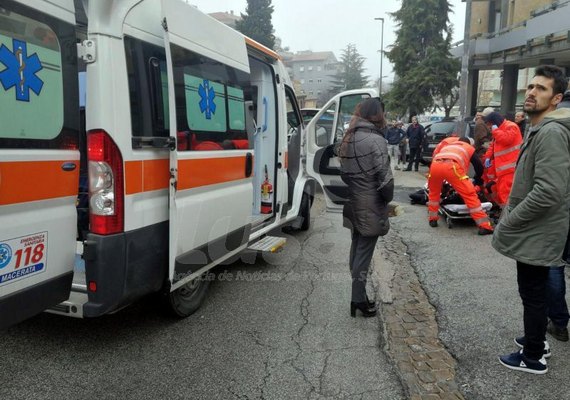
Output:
top-left (248, 236), bottom-right (286, 253)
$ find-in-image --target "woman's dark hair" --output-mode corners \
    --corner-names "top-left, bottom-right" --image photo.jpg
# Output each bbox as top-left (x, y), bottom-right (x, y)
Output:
top-left (340, 97), bottom-right (386, 158)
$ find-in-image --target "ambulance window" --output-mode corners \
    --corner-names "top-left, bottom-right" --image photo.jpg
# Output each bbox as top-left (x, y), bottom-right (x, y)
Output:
top-left (285, 87), bottom-right (301, 142)
top-left (170, 44), bottom-right (250, 151)
top-left (0, 4), bottom-right (78, 149)
top-left (124, 36), bottom-right (169, 140)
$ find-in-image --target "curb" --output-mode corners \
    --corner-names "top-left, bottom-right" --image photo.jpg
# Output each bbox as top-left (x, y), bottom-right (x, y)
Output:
top-left (372, 223), bottom-right (465, 400)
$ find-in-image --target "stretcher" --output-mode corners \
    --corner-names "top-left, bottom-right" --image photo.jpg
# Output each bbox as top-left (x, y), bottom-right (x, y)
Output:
top-left (439, 202), bottom-right (493, 229)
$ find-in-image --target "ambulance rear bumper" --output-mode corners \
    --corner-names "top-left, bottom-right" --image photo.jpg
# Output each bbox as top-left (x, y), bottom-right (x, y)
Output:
top-left (1, 272), bottom-right (73, 329)
top-left (80, 222), bottom-right (168, 318)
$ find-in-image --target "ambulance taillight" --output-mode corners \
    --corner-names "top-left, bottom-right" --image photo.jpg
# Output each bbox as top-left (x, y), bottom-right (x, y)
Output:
top-left (87, 130), bottom-right (124, 235)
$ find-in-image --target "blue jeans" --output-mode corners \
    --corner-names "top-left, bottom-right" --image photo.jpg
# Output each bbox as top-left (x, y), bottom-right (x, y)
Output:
top-left (547, 266), bottom-right (569, 329)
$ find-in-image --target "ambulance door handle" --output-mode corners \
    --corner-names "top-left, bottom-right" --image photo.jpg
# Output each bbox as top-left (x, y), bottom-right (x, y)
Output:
top-left (61, 162), bottom-right (77, 171)
top-left (245, 153), bottom-right (253, 177)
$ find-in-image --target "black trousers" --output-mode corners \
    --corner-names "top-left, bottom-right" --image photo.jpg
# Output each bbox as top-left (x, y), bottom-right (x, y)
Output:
top-left (349, 231), bottom-right (379, 303)
top-left (517, 261), bottom-right (549, 360)
top-left (407, 147), bottom-right (421, 171)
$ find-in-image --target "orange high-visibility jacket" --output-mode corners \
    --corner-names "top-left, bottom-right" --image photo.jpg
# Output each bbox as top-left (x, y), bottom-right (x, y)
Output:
top-left (483, 120), bottom-right (522, 178)
top-left (432, 137), bottom-right (475, 170)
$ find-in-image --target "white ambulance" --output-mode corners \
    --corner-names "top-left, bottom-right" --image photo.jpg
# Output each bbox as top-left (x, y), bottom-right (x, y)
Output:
top-left (0, 0), bottom-right (377, 329)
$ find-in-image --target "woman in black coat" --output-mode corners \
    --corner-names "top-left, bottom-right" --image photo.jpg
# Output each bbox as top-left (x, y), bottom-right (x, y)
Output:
top-left (339, 98), bottom-right (394, 318)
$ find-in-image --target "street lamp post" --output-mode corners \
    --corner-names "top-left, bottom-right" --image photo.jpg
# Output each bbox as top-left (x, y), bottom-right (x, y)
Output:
top-left (374, 17), bottom-right (385, 95)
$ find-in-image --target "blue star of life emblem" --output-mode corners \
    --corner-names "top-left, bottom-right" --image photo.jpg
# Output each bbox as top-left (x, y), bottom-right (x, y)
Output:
top-left (0, 39), bottom-right (44, 102)
top-left (198, 79), bottom-right (216, 119)
top-left (0, 243), bottom-right (12, 270)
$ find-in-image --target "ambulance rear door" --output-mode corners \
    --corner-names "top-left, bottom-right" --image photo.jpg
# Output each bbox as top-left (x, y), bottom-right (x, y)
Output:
top-left (305, 89), bottom-right (377, 210)
top-left (161, 0), bottom-right (254, 290)
top-left (0, 0), bottom-right (79, 329)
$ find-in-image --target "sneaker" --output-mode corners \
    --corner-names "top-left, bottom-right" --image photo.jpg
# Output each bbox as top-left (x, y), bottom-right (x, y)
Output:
top-left (429, 220), bottom-right (438, 228)
top-left (547, 320), bottom-right (569, 342)
top-left (478, 227), bottom-right (493, 235)
top-left (499, 351), bottom-right (548, 374)
top-left (395, 165), bottom-right (401, 170)
top-left (514, 336), bottom-right (551, 358)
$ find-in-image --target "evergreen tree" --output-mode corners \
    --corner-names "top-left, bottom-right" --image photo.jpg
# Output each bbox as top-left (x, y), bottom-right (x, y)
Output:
top-left (334, 44), bottom-right (369, 91)
top-left (385, 0), bottom-right (460, 117)
top-left (235, 0), bottom-right (275, 50)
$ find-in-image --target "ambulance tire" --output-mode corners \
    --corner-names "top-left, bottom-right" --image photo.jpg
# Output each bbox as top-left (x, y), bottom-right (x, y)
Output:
top-left (166, 275), bottom-right (211, 318)
top-left (299, 193), bottom-right (311, 231)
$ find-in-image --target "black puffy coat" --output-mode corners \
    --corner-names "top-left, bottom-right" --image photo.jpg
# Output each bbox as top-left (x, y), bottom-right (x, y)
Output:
top-left (340, 120), bottom-right (394, 237)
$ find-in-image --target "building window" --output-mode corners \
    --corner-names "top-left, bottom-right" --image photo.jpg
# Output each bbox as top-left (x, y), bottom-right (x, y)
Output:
top-left (300, 79), bottom-right (305, 84)
top-left (317, 79), bottom-right (322, 83)
top-left (308, 66), bottom-right (313, 71)
top-left (317, 66), bottom-right (322, 72)
top-left (309, 91), bottom-right (314, 95)
top-left (317, 91), bottom-right (322, 95)
top-left (308, 79), bottom-right (313, 83)
top-left (299, 66), bottom-right (304, 72)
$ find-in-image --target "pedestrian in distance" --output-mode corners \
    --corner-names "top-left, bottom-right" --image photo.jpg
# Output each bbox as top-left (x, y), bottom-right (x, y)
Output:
top-left (493, 65), bottom-right (570, 375)
top-left (397, 121), bottom-right (407, 165)
top-left (385, 120), bottom-right (406, 170)
top-left (473, 111), bottom-right (492, 161)
top-left (515, 111), bottom-right (527, 137)
top-left (426, 136), bottom-right (493, 235)
top-left (339, 97), bottom-right (394, 318)
top-left (404, 116), bottom-right (425, 172)
top-left (482, 112), bottom-right (522, 208)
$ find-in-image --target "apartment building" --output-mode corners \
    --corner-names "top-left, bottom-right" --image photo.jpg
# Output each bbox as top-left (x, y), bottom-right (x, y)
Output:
top-left (453, 0), bottom-right (570, 116)
top-left (283, 51), bottom-right (340, 107)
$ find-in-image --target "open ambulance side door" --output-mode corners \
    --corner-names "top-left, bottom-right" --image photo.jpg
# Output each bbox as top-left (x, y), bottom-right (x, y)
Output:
top-left (0, 0), bottom-right (79, 329)
top-left (305, 89), bottom-right (377, 210)
top-left (161, 0), bottom-right (254, 312)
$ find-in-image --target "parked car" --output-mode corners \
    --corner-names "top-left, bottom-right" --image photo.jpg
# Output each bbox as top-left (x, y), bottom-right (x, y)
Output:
top-left (421, 118), bottom-right (475, 164)
top-left (300, 108), bottom-right (320, 123)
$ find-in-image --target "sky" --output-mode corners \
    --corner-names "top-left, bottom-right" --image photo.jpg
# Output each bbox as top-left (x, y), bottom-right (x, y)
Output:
top-left (189, 0), bottom-right (467, 84)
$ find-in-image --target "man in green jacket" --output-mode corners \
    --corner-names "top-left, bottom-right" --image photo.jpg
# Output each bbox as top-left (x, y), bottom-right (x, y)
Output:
top-left (493, 65), bottom-right (570, 374)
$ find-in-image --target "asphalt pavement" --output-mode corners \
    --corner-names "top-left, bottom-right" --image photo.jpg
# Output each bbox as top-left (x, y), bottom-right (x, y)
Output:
top-left (2, 195), bottom-right (404, 400)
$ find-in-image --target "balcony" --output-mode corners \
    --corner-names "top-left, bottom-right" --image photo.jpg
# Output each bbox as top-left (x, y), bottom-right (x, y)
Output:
top-left (452, 0), bottom-right (570, 69)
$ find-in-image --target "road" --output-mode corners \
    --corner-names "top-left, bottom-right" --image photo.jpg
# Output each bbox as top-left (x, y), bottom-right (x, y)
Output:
top-left (1, 195), bottom-right (404, 400)
top-left (3, 166), bottom-right (570, 399)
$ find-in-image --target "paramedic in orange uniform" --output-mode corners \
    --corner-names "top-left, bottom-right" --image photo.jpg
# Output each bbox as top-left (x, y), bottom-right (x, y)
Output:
top-left (482, 112), bottom-right (523, 207)
top-left (427, 136), bottom-right (494, 235)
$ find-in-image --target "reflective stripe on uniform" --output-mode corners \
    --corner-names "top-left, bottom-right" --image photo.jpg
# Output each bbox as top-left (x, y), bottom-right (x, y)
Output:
top-left (428, 211), bottom-right (439, 217)
top-left (427, 201), bottom-right (440, 206)
top-left (474, 216), bottom-right (490, 224)
top-left (494, 144), bottom-right (521, 157)
top-left (496, 162), bottom-right (517, 172)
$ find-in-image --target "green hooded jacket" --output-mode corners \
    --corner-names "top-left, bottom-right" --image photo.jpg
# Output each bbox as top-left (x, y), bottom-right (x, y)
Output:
top-left (492, 108), bottom-right (570, 266)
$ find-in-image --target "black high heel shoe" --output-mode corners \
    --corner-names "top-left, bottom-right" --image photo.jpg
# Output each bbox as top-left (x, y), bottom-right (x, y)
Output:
top-left (350, 301), bottom-right (377, 318)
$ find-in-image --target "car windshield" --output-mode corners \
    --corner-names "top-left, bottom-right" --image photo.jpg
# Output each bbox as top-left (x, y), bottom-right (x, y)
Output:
top-left (430, 121), bottom-right (456, 135)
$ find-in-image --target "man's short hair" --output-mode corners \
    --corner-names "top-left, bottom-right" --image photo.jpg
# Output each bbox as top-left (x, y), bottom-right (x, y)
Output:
top-left (534, 65), bottom-right (569, 96)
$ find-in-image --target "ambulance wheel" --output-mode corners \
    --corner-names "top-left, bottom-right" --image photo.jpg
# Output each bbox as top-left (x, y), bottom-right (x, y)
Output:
top-left (166, 274), bottom-right (211, 318)
top-left (446, 218), bottom-right (453, 229)
top-left (299, 193), bottom-right (311, 231)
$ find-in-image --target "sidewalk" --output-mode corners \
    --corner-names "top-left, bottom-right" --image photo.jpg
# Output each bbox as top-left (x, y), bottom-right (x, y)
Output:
top-left (372, 165), bottom-right (465, 399)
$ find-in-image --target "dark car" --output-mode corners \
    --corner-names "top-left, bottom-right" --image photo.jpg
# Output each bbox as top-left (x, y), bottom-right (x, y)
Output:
top-left (421, 118), bottom-right (475, 164)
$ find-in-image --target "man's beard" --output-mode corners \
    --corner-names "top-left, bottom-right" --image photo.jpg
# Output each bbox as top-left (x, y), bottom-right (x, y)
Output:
top-left (523, 96), bottom-right (552, 115)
